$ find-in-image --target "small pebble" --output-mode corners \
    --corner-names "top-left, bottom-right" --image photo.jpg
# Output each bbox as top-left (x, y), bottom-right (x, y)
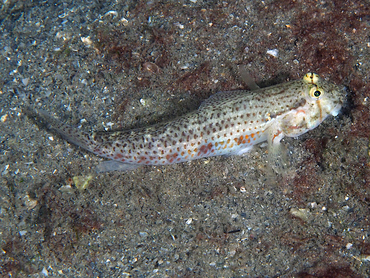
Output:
top-left (266, 49), bottom-right (279, 57)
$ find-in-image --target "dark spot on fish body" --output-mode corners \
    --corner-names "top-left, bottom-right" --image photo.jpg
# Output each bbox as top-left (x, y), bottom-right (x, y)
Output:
top-left (292, 98), bottom-right (307, 109)
top-left (198, 142), bottom-right (213, 155)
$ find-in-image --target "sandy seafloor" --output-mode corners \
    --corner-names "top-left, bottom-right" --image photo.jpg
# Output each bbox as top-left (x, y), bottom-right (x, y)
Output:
top-left (1, 0), bottom-right (370, 277)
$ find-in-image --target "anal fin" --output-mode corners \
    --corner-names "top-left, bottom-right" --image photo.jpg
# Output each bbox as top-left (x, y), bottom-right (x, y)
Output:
top-left (96, 160), bottom-right (141, 173)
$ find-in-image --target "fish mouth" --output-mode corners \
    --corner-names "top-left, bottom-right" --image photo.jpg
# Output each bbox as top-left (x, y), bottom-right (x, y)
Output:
top-left (330, 103), bottom-right (342, 116)
top-left (330, 85), bottom-right (347, 116)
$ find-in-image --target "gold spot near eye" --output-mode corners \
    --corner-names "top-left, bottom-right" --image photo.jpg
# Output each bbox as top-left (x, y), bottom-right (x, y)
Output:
top-left (303, 72), bottom-right (320, 84)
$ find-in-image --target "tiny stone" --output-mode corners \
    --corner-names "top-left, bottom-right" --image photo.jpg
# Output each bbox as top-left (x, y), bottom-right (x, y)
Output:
top-left (41, 267), bottom-right (48, 276)
top-left (290, 208), bottom-right (310, 221)
top-left (266, 49), bottom-right (279, 57)
top-left (22, 78), bottom-right (29, 86)
top-left (139, 231), bottom-right (148, 237)
top-left (0, 114), bottom-right (8, 122)
top-left (19, 230), bottom-right (27, 236)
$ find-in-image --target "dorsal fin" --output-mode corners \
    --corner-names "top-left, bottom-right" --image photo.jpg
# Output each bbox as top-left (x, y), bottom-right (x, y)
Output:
top-left (199, 90), bottom-right (250, 110)
top-left (239, 67), bottom-right (260, 90)
top-left (199, 68), bottom-right (260, 110)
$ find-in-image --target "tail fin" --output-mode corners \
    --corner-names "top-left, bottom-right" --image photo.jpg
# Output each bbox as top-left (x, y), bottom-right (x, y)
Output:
top-left (23, 106), bottom-right (97, 152)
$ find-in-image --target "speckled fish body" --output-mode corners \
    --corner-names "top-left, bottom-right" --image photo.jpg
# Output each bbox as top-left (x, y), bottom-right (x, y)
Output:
top-left (26, 73), bottom-right (345, 172)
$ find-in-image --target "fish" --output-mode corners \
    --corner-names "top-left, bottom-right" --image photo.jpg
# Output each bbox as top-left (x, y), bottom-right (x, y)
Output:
top-left (24, 73), bottom-right (346, 172)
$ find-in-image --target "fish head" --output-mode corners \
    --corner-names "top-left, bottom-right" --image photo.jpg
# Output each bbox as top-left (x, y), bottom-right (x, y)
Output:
top-left (281, 73), bottom-right (346, 137)
top-left (303, 72), bottom-right (346, 116)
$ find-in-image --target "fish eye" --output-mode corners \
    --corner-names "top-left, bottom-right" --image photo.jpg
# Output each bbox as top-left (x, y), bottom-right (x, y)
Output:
top-left (309, 87), bottom-right (323, 99)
